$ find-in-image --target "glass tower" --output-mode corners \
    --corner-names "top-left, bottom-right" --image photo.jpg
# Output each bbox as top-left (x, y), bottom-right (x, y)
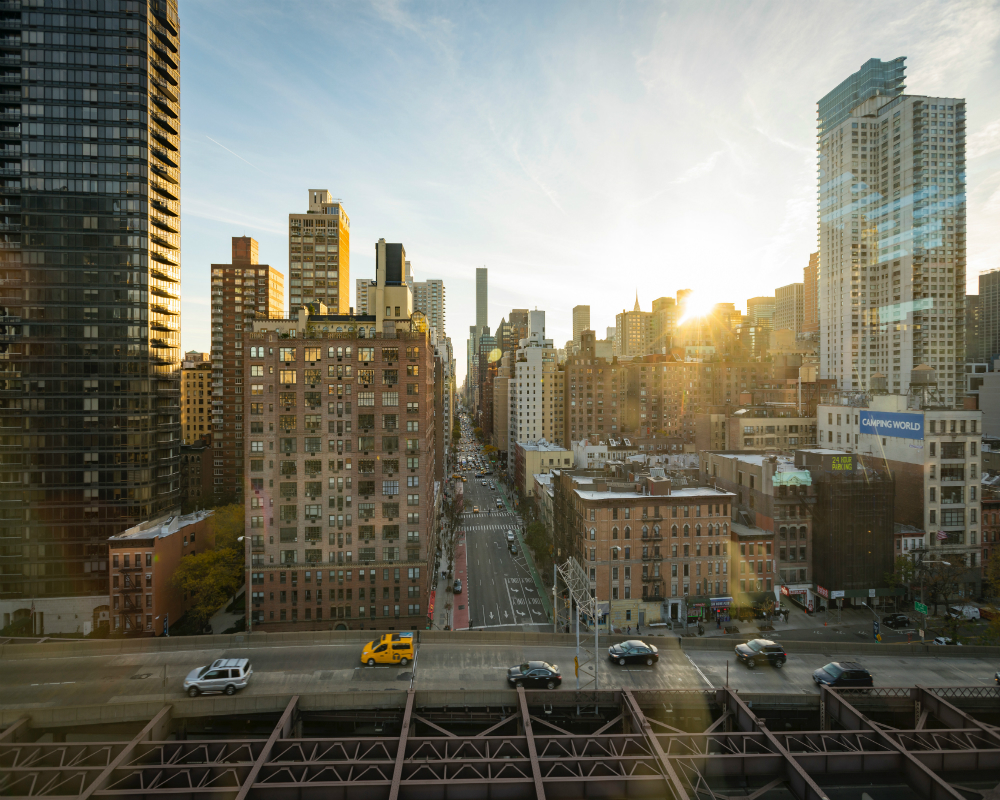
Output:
top-left (817, 57), bottom-right (906, 136)
top-left (0, 0), bottom-right (181, 633)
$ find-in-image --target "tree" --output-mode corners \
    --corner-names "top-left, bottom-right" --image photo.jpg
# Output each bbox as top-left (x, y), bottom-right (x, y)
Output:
top-left (170, 504), bottom-right (245, 631)
top-left (483, 444), bottom-right (498, 462)
top-left (885, 555), bottom-right (917, 599)
top-left (474, 427), bottom-right (484, 442)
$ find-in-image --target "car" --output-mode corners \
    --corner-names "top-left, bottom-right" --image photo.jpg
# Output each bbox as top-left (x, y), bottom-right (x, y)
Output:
top-left (994, 670), bottom-right (1000, 686)
top-left (473, 506), bottom-right (479, 513)
top-left (932, 636), bottom-right (962, 646)
top-left (507, 530), bottom-right (515, 542)
top-left (507, 661), bottom-right (562, 689)
top-left (510, 543), bottom-right (518, 555)
top-left (608, 640), bottom-right (659, 666)
top-left (462, 477), bottom-right (467, 482)
top-left (454, 579), bottom-right (462, 594)
top-left (184, 658), bottom-right (252, 697)
top-left (734, 639), bottom-right (787, 669)
top-left (812, 661), bottom-right (873, 687)
top-left (361, 632), bottom-right (415, 666)
top-left (882, 614), bottom-right (911, 629)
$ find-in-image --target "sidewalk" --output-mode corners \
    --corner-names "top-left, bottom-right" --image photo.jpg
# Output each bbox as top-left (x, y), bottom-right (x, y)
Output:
top-left (430, 531), bottom-right (469, 630)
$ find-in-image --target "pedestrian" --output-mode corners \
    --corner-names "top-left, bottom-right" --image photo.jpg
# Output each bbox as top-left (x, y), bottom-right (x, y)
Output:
top-left (627, 625), bottom-right (631, 634)
top-left (636, 623), bottom-right (641, 635)
top-left (717, 617), bottom-right (721, 630)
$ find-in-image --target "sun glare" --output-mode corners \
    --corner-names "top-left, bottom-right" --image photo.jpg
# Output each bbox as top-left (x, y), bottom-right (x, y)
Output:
top-left (678, 293), bottom-right (716, 325)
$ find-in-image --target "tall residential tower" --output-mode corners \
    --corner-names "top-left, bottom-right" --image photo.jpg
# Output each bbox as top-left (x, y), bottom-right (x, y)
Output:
top-left (0, 1), bottom-right (183, 633)
top-left (288, 190), bottom-right (349, 313)
top-left (817, 57), bottom-right (967, 402)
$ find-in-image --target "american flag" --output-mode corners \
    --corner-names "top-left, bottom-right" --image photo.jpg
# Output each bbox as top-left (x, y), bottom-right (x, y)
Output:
top-left (936, 530), bottom-right (948, 541)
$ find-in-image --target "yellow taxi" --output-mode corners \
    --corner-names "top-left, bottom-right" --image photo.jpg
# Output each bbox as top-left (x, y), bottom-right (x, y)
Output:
top-left (462, 477), bottom-right (467, 482)
top-left (361, 632), bottom-right (415, 667)
top-left (473, 506), bottom-right (479, 513)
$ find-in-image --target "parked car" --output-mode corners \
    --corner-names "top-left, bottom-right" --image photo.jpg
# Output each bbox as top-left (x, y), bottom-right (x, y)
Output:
top-left (184, 658), bottom-right (252, 697)
top-left (608, 640), bottom-right (659, 666)
top-left (947, 605), bottom-right (981, 621)
top-left (734, 639), bottom-right (787, 669)
top-left (454, 579), bottom-right (462, 594)
top-left (507, 661), bottom-right (562, 689)
top-left (882, 614), bottom-right (911, 629)
top-left (812, 661), bottom-right (873, 687)
top-left (507, 530), bottom-right (515, 542)
top-left (510, 543), bottom-right (518, 555)
top-left (932, 636), bottom-right (962, 646)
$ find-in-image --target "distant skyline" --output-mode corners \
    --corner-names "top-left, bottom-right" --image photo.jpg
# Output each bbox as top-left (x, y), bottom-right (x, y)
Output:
top-left (179, 1), bottom-right (1000, 382)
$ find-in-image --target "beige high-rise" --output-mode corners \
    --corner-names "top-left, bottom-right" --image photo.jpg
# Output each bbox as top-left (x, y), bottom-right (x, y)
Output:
top-left (289, 190), bottom-right (350, 313)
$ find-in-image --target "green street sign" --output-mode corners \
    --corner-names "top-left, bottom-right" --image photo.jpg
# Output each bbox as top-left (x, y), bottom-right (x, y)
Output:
top-left (914, 601), bottom-right (928, 615)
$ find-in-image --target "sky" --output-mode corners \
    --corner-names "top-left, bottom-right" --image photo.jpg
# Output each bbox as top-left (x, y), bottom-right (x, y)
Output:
top-left (178, 0), bottom-right (1000, 384)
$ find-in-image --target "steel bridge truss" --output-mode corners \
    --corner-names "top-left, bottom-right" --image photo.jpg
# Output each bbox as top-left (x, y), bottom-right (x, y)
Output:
top-left (2, 686), bottom-right (1000, 799)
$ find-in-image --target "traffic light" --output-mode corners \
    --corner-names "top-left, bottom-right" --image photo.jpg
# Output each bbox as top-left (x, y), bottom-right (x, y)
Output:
top-left (873, 620), bottom-right (881, 642)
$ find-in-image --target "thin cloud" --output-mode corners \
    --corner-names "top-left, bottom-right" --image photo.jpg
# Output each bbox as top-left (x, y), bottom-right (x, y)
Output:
top-left (206, 136), bottom-right (264, 172)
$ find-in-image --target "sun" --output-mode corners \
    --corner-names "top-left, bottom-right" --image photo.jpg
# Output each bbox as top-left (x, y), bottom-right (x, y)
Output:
top-left (678, 292), bottom-right (716, 325)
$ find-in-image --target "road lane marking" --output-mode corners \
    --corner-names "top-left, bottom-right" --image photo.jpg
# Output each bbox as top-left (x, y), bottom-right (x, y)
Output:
top-left (684, 653), bottom-right (714, 688)
top-left (31, 681), bottom-right (75, 686)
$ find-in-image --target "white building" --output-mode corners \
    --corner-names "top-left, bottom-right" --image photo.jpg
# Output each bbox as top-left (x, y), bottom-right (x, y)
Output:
top-left (413, 279), bottom-right (446, 340)
top-left (506, 310), bottom-right (559, 471)
top-left (817, 389), bottom-right (982, 594)
top-left (572, 440), bottom-right (609, 470)
top-left (355, 277), bottom-right (371, 315)
top-left (817, 59), bottom-right (967, 406)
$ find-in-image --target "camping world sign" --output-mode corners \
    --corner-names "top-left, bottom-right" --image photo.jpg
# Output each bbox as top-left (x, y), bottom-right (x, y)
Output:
top-left (859, 410), bottom-right (924, 441)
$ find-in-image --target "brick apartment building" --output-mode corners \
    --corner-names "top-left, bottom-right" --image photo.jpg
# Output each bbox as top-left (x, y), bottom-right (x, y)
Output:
top-left (244, 240), bottom-right (437, 632)
top-left (108, 510), bottom-right (214, 636)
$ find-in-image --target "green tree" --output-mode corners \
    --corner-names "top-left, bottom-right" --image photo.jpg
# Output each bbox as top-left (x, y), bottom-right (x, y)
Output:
top-left (474, 427), bottom-right (484, 443)
top-left (170, 504), bottom-right (245, 631)
top-left (885, 555), bottom-right (916, 599)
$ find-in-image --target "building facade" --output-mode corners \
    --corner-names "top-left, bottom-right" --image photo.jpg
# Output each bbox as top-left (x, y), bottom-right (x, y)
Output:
top-left (210, 237), bottom-right (284, 502)
top-left (109, 510), bottom-right (214, 636)
top-left (181, 353), bottom-right (212, 444)
top-left (288, 190), bottom-right (349, 312)
top-left (774, 283), bottom-right (804, 334)
top-left (746, 297), bottom-right (776, 327)
top-left (244, 242), bottom-right (437, 632)
top-left (513, 440), bottom-right (573, 498)
top-left (355, 278), bottom-right (371, 315)
top-left (817, 392), bottom-right (982, 595)
top-left (979, 269), bottom-right (1000, 364)
top-left (817, 58), bottom-right (967, 403)
top-left (572, 305), bottom-right (590, 352)
top-left (413, 279), bottom-right (445, 340)
top-left (506, 311), bottom-right (562, 469)
top-left (563, 330), bottom-right (623, 445)
top-left (803, 252), bottom-right (820, 333)
top-left (0, 1), bottom-right (183, 631)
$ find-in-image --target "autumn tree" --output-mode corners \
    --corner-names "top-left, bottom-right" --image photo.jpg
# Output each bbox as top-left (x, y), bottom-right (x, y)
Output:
top-left (171, 503), bottom-right (245, 631)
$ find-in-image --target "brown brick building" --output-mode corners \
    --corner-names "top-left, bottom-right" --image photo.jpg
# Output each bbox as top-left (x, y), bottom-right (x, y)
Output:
top-left (181, 352), bottom-right (213, 445)
top-left (563, 330), bottom-right (624, 445)
top-left (108, 510), bottom-right (214, 636)
top-left (211, 237), bottom-right (284, 503)
top-left (244, 241), bottom-right (437, 632)
top-left (180, 442), bottom-right (213, 513)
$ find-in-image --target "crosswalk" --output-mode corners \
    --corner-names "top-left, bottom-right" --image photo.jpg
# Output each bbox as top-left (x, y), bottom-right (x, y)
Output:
top-left (463, 523), bottom-right (518, 532)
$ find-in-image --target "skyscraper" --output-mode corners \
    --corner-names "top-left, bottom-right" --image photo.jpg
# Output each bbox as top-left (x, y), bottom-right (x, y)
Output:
top-left (817, 57), bottom-right (967, 402)
top-left (476, 267), bottom-right (488, 333)
top-left (803, 252), bottom-right (820, 333)
top-left (210, 238), bottom-right (284, 503)
top-left (979, 270), bottom-right (1000, 363)
top-left (355, 278), bottom-right (371, 315)
top-left (288, 190), bottom-right (349, 313)
top-left (0, 2), bottom-right (182, 633)
top-left (817, 57), bottom-right (906, 136)
top-left (774, 283), bottom-right (804, 333)
top-left (572, 305), bottom-right (590, 351)
top-left (746, 297), bottom-right (776, 327)
top-left (413, 279), bottom-right (446, 339)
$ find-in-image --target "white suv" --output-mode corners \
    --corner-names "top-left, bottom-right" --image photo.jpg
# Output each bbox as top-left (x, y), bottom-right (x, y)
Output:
top-left (184, 658), bottom-right (253, 697)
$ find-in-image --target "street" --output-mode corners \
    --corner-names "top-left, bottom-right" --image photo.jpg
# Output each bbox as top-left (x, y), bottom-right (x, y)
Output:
top-left (456, 470), bottom-right (548, 630)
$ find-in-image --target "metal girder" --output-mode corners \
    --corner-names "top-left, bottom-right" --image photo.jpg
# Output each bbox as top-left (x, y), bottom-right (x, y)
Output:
top-left (78, 705), bottom-right (172, 800)
top-left (719, 687), bottom-right (830, 800)
top-left (822, 687), bottom-right (967, 800)
top-left (0, 718), bottom-right (29, 744)
top-left (623, 688), bottom-right (691, 800)
top-left (388, 689), bottom-right (413, 800)
top-left (914, 685), bottom-right (1000, 747)
top-left (234, 695), bottom-right (298, 800)
top-left (517, 684), bottom-right (546, 800)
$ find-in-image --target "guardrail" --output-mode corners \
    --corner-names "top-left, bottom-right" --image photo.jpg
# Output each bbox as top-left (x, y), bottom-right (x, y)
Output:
top-left (2, 628), bottom-right (997, 661)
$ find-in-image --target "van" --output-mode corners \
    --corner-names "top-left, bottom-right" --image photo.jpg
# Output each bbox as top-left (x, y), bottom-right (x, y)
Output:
top-left (948, 605), bottom-right (981, 621)
top-left (361, 632), bottom-right (415, 666)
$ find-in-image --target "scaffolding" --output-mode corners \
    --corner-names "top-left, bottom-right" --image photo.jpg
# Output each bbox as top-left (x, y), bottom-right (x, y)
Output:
top-left (554, 556), bottom-right (600, 691)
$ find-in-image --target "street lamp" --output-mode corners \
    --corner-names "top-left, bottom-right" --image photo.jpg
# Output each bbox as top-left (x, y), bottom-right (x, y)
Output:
top-left (608, 545), bottom-right (621, 635)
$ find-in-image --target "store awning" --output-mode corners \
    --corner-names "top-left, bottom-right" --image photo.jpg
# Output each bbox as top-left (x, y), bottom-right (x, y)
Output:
top-left (710, 596), bottom-right (734, 609)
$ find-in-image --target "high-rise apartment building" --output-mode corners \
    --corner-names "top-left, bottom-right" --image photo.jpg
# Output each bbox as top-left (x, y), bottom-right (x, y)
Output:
top-left (563, 330), bottom-right (623, 446)
top-left (746, 297), bottom-right (776, 327)
top-left (244, 241), bottom-right (436, 632)
top-left (506, 311), bottom-right (561, 470)
top-left (774, 283), bottom-right (804, 333)
top-left (650, 297), bottom-right (677, 354)
top-left (572, 305), bottom-right (590, 351)
top-left (355, 278), bottom-right (371, 315)
top-left (467, 267), bottom-right (488, 405)
top-left (476, 267), bottom-right (488, 333)
top-left (288, 190), bottom-right (349, 313)
top-left (413, 279), bottom-right (445, 339)
top-left (615, 296), bottom-right (651, 357)
top-left (181, 353), bottom-right (212, 445)
top-left (979, 270), bottom-right (1000, 364)
top-left (817, 57), bottom-right (967, 403)
top-left (966, 293), bottom-right (982, 364)
top-left (211, 238), bottom-right (284, 503)
top-left (803, 252), bottom-right (820, 333)
top-left (0, 3), bottom-right (182, 633)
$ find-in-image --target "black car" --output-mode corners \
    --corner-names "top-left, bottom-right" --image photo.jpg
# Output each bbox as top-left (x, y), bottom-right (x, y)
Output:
top-left (882, 614), bottom-right (911, 629)
top-left (608, 640), bottom-right (659, 666)
top-left (813, 661), bottom-right (873, 687)
top-left (507, 661), bottom-right (562, 689)
top-left (734, 639), bottom-right (787, 669)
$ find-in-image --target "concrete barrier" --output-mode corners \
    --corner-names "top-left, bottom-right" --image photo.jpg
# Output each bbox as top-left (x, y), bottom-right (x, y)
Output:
top-left (679, 636), bottom-right (999, 659)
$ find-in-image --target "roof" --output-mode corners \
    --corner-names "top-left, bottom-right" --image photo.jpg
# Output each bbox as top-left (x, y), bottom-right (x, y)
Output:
top-left (517, 440), bottom-right (571, 453)
top-left (574, 486), bottom-right (735, 501)
top-left (731, 521), bottom-right (772, 538)
top-left (110, 510), bottom-right (214, 542)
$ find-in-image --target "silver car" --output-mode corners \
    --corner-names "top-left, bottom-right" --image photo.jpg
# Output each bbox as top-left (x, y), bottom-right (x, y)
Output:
top-left (183, 658), bottom-right (253, 697)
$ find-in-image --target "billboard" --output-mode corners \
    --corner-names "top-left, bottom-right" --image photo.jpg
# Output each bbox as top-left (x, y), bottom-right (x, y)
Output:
top-left (859, 410), bottom-right (923, 441)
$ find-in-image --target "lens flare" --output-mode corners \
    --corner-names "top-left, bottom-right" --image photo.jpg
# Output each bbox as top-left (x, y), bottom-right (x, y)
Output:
top-left (678, 293), bottom-right (716, 325)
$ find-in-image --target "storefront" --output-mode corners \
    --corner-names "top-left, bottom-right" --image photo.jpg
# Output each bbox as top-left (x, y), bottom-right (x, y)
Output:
top-left (780, 582), bottom-right (817, 612)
